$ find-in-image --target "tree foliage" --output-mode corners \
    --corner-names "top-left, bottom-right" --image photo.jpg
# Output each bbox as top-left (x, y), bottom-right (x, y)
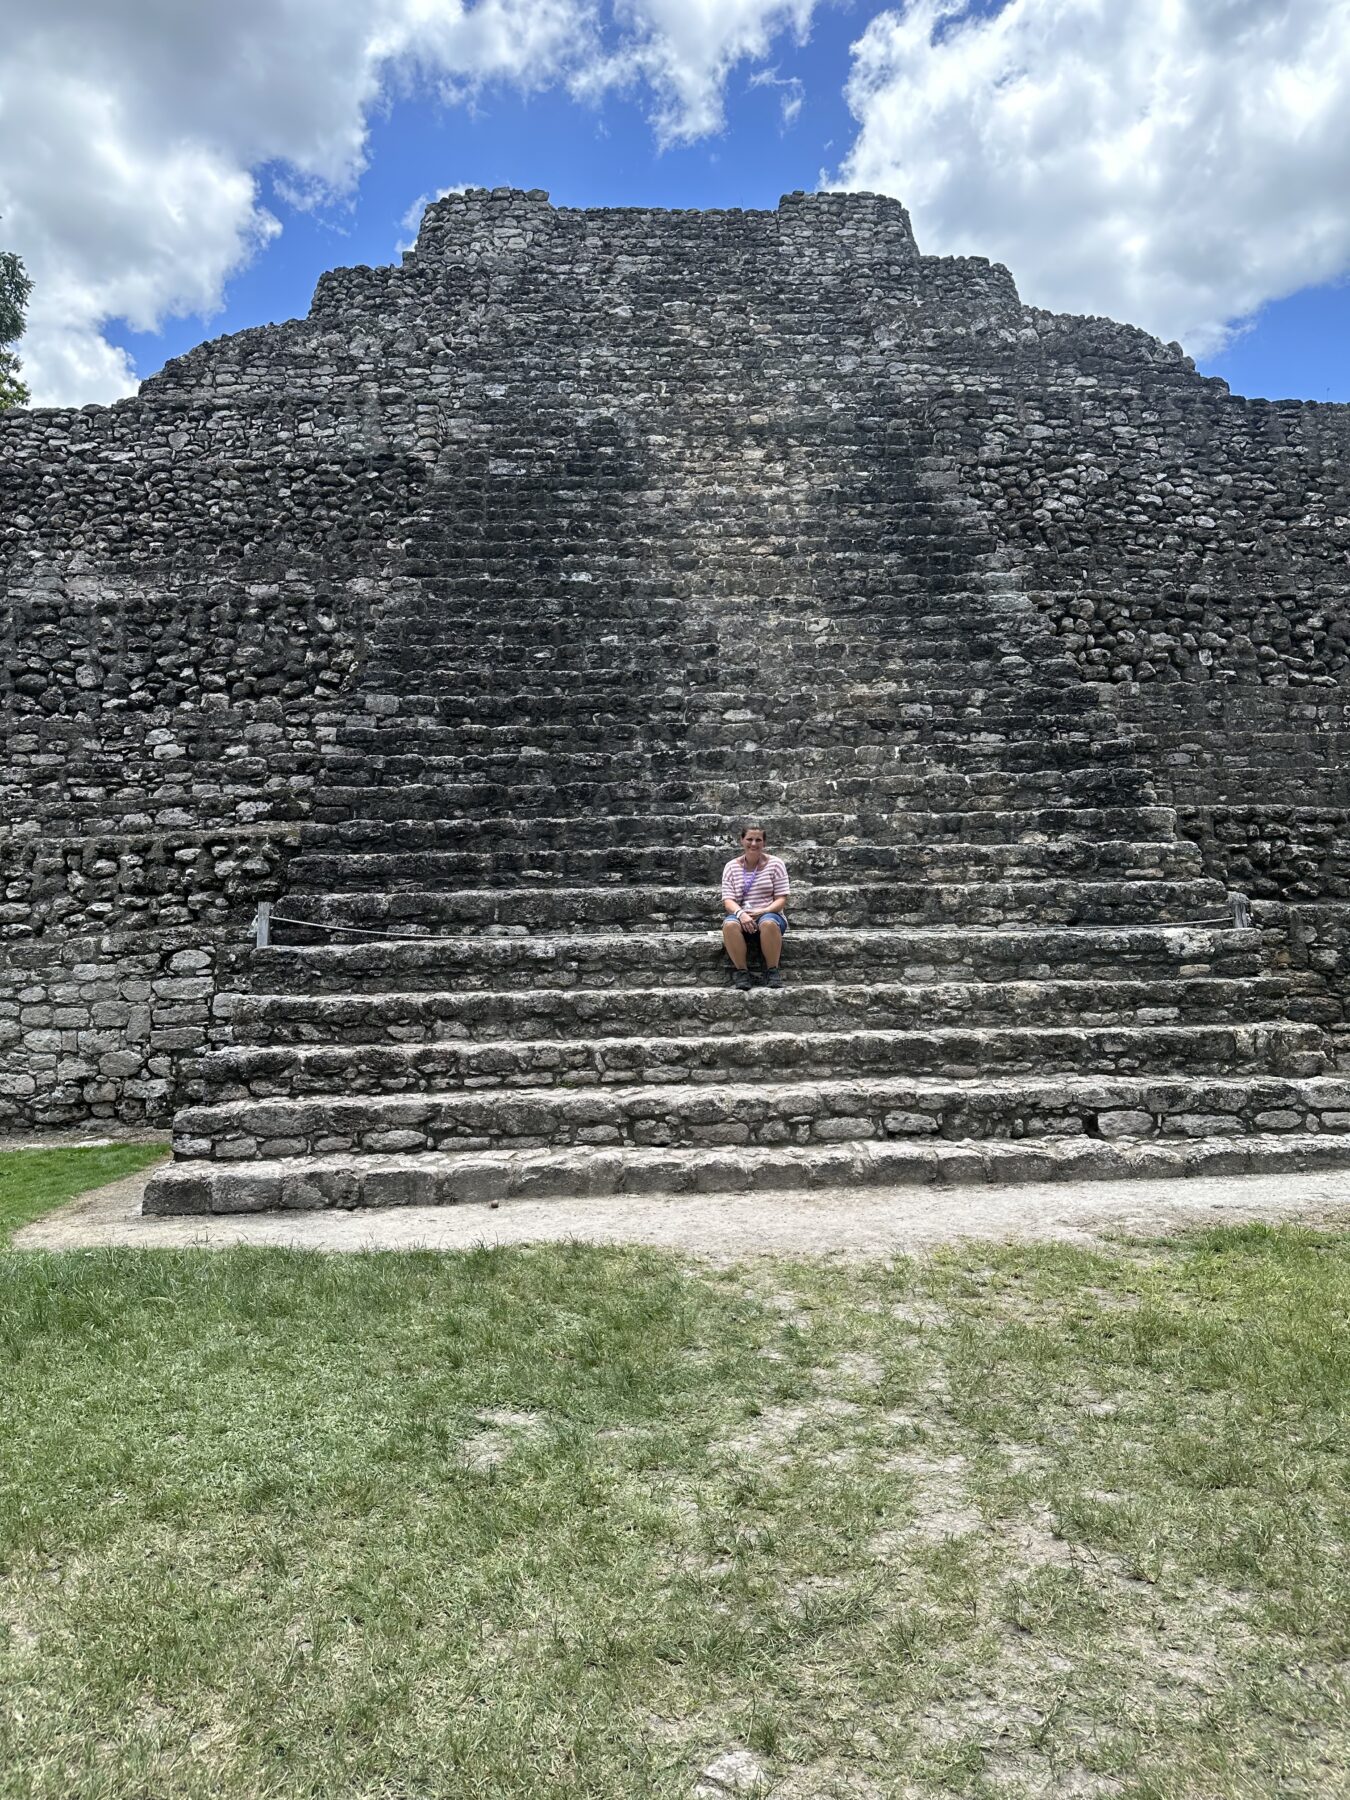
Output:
top-left (0, 246), bottom-right (32, 410)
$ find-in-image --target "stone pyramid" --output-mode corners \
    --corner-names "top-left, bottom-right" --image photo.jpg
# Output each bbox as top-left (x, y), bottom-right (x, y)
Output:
top-left (2, 190), bottom-right (1348, 1211)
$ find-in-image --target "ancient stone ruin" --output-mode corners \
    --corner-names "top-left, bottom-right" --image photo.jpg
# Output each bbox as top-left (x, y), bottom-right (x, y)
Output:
top-left (4, 188), bottom-right (1350, 1212)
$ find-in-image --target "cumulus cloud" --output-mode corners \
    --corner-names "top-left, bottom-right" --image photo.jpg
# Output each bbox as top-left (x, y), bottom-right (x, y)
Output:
top-left (0, 0), bottom-right (591, 407)
top-left (836, 0), bottom-right (1350, 355)
top-left (3, 0), bottom-right (830, 407)
top-left (580, 1), bottom-right (818, 144)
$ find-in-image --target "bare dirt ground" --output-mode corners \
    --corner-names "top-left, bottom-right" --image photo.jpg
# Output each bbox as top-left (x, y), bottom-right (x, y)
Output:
top-left (14, 1161), bottom-right (1350, 1257)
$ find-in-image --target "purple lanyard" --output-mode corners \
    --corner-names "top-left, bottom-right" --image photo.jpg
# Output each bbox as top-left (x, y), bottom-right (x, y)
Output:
top-left (742, 862), bottom-right (762, 907)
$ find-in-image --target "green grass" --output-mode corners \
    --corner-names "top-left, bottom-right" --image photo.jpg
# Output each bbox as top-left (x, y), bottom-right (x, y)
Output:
top-left (1, 1227), bottom-right (1347, 1798)
top-left (0, 1143), bottom-right (168, 1244)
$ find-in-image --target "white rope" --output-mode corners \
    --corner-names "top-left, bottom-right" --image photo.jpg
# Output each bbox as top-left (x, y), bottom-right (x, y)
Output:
top-left (257, 909), bottom-right (1249, 945)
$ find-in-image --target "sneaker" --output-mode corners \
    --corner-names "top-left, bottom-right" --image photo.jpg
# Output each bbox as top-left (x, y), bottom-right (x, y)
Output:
top-left (765, 968), bottom-right (784, 990)
top-left (733, 970), bottom-right (753, 992)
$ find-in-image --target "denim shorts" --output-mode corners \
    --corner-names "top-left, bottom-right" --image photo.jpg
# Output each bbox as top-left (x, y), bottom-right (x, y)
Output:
top-left (726, 911), bottom-right (789, 935)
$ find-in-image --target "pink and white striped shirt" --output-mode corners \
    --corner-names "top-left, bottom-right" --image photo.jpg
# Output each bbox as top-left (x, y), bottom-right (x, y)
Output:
top-left (721, 854), bottom-right (790, 911)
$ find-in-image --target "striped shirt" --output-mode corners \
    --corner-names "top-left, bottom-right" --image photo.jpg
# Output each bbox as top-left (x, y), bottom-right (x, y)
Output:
top-left (721, 854), bottom-right (790, 911)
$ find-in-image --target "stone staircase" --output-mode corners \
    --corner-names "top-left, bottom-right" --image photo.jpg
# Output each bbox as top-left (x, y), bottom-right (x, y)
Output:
top-left (12, 188), bottom-right (1348, 1162)
top-left (144, 508), bottom-right (1350, 1212)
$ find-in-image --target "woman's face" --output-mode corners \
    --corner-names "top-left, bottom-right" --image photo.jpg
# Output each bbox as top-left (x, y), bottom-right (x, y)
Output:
top-left (741, 829), bottom-right (766, 864)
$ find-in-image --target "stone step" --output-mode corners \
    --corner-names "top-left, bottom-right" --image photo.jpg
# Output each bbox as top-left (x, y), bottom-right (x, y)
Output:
top-left (376, 680), bottom-right (1093, 720)
top-left (399, 537), bottom-right (998, 564)
top-left (383, 554), bottom-right (1021, 580)
top-left (394, 552), bottom-right (996, 585)
top-left (399, 509), bottom-right (973, 537)
top-left (365, 702), bottom-right (1099, 740)
top-left (373, 658), bottom-right (1074, 693)
top-left (374, 586), bottom-right (1035, 619)
top-left (179, 1023), bottom-right (1330, 1105)
top-left (285, 839), bottom-right (1203, 890)
top-left (142, 1132), bottom-right (1350, 1216)
top-left (390, 570), bottom-right (1008, 595)
top-left (333, 726), bottom-right (1136, 767)
top-left (334, 711), bottom-right (1128, 754)
top-left (309, 768), bottom-right (1156, 820)
top-left (374, 585), bottom-right (1026, 618)
top-left (275, 878), bottom-right (1228, 933)
top-left (339, 690), bottom-right (1125, 726)
top-left (223, 924), bottom-right (1270, 995)
top-left (165, 1072), bottom-right (1350, 1161)
top-left (320, 738), bottom-right (1144, 784)
top-left (372, 594), bottom-right (693, 624)
top-left (225, 974), bottom-right (1332, 1047)
top-left (360, 659), bottom-right (1062, 698)
top-left (321, 806), bottom-right (1182, 851)
top-left (401, 511), bottom-right (973, 539)
top-left (375, 578), bottom-right (1029, 608)
top-left (364, 617), bottom-right (1043, 655)
top-left (374, 584), bottom-right (1020, 618)
top-left (363, 631), bottom-right (1021, 665)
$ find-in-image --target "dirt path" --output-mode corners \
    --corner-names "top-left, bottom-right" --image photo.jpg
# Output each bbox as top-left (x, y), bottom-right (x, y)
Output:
top-left (14, 1162), bottom-right (1350, 1256)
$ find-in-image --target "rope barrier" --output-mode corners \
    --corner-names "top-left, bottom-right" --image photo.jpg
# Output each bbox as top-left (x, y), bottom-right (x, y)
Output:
top-left (252, 898), bottom-right (1255, 948)
top-left (265, 912), bottom-right (461, 941)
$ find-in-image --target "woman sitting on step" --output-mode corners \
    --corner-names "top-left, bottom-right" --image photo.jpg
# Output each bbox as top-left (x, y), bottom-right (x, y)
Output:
top-left (721, 824), bottom-right (790, 992)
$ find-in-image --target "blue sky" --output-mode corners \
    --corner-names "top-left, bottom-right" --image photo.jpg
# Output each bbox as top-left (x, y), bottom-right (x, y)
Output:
top-left (9, 1), bottom-right (1350, 407)
top-left (102, 11), bottom-right (866, 385)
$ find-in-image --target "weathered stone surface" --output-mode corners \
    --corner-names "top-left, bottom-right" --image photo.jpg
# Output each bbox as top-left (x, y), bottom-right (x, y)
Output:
top-left (3, 188), bottom-right (1350, 1206)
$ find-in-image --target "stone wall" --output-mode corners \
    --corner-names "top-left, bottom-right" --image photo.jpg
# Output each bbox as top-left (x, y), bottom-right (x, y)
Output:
top-left (0, 931), bottom-right (213, 1126)
top-left (915, 322), bottom-right (1350, 897)
top-left (3, 187), bottom-right (1349, 1128)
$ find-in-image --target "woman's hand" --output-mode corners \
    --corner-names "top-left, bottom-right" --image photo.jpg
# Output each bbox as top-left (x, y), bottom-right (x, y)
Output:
top-left (739, 908), bottom-right (758, 932)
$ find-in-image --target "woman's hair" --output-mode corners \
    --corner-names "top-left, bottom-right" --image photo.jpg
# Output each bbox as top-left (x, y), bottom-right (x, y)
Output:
top-left (739, 822), bottom-right (767, 841)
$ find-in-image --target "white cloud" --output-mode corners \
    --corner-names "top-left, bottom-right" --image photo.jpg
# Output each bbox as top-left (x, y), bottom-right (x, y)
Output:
top-left (749, 66), bottom-right (806, 132)
top-left (836, 0), bottom-right (1350, 355)
top-left (0, 0), bottom-right (591, 407)
top-left (2, 0), bottom-right (830, 406)
top-left (580, 2), bottom-right (818, 144)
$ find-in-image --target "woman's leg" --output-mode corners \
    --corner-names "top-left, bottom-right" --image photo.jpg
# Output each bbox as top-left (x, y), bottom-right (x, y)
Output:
top-left (721, 917), bottom-right (750, 970)
top-left (758, 917), bottom-right (783, 970)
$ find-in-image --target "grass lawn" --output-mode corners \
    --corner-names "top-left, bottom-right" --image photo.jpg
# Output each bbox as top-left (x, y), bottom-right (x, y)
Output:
top-left (0, 1143), bottom-right (168, 1245)
top-left (1, 1227), bottom-right (1347, 1798)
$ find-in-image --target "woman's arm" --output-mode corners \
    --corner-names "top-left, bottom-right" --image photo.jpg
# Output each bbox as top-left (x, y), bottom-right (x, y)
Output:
top-left (721, 866), bottom-right (753, 926)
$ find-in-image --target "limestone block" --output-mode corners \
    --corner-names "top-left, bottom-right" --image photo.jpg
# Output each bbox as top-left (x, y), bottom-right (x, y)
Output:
top-left (168, 950), bottom-right (212, 972)
top-left (814, 1117), bottom-right (877, 1141)
top-left (152, 978), bottom-right (214, 1002)
top-left (174, 1136), bottom-right (215, 1159)
top-left (1097, 1110), bottom-right (1155, 1139)
top-left (365, 1129), bottom-right (429, 1152)
top-left (360, 1165), bottom-right (434, 1208)
top-left (883, 1110), bottom-right (940, 1135)
top-left (215, 1136), bottom-right (260, 1160)
top-left (1172, 1112), bottom-right (1244, 1137)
